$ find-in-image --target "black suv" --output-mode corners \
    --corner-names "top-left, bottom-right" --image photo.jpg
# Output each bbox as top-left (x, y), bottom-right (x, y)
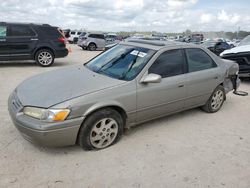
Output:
top-left (0, 22), bottom-right (68, 67)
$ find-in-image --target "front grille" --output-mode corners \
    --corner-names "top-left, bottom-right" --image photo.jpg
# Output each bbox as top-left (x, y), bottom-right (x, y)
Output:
top-left (11, 93), bottom-right (23, 112)
top-left (223, 55), bottom-right (250, 73)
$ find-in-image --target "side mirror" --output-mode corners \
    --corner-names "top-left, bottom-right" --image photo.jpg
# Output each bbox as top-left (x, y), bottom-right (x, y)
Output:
top-left (141, 73), bottom-right (162, 83)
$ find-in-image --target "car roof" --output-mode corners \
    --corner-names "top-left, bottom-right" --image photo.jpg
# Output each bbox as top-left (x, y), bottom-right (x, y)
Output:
top-left (0, 22), bottom-right (52, 27)
top-left (87, 32), bottom-right (104, 35)
top-left (122, 39), bottom-right (198, 50)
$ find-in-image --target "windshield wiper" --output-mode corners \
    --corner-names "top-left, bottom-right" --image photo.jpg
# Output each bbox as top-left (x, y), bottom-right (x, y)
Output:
top-left (96, 50), bottom-right (133, 73)
top-left (119, 50), bottom-right (140, 80)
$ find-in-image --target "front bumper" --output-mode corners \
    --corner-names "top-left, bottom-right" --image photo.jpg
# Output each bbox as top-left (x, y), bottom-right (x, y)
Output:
top-left (239, 72), bottom-right (250, 78)
top-left (8, 92), bottom-right (84, 147)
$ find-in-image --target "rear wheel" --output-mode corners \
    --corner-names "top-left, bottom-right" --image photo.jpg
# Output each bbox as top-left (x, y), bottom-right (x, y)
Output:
top-left (35, 49), bottom-right (54, 67)
top-left (78, 108), bottom-right (124, 150)
top-left (88, 43), bottom-right (97, 51)
top-left (202, 85), bottom-right (225, 113)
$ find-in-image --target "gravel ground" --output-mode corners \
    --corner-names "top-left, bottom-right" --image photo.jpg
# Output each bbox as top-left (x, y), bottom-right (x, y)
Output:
top-left (0, 44), bottom-right (250, 188)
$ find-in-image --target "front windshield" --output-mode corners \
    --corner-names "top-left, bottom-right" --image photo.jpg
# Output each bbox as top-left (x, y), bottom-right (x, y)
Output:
top-left (85, 44), bottom-right (155, 81)
top-left (238, 35), bottom-right (250, 46)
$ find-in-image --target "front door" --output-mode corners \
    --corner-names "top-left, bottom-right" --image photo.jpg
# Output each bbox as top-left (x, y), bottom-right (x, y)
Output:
top-left (136, 49), bottom-right (187, 123)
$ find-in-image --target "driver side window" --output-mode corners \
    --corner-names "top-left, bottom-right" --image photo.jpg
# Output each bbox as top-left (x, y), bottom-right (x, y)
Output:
top-left (148, 49), bottom-right (185, 78)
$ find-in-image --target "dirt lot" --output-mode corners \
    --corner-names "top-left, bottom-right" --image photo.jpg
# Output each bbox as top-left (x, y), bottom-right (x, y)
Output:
top-left (0, 44), bottom-right (250, 188)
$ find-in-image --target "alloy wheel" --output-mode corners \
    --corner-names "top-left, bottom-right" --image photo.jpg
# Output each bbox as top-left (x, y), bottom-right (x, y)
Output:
top-left (38, 51), bottom-right (53, 66)
top-left (211, 90), bottom-right (224, 110)
top-left (90, 118), bottom-right (118, 149)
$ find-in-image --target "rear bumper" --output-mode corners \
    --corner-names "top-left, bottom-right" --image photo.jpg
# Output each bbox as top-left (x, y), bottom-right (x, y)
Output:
top-left (78, 40), bottom-right (88, 47)
top-left (223, 75), bottom-right (240, 93)
top-left (54, 48), bottom-right (68, 58)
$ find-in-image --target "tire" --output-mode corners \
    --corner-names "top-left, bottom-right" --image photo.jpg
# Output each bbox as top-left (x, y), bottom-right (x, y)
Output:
top-left (77, 108), bottom-right (124, 150)
top-left (88, 43), bottom-right (97, 51)
top-left (82, 47), bottom-right (86, 50)
top-left (202, 85), bottom-right (225, 113)
top-left (35, 49), bottom-right (54, 67)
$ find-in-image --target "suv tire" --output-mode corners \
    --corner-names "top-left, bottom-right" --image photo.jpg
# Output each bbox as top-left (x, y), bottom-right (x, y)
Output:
top-left (35, 49), bottom-right (54, 67)
top-left (88, 43), bottom-right (97, 51)
top-left (78, 108), bottom-right (124, 150)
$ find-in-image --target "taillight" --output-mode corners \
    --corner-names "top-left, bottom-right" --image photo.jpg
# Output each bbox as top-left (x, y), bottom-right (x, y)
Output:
top-left (58, 36), bottom-right (65, 43)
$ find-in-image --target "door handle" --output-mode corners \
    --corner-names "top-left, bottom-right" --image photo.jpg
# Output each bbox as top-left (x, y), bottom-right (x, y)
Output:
top-left (31, 38), bottom-right (38, 41)
top-left (0, 39), bottom-right (6, 42)
top-left (178, 84), bottom-right (184, 88)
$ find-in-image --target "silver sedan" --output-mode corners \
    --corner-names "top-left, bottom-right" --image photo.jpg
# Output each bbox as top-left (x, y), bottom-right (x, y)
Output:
top-left (8, 40), bottom-right (240, 150)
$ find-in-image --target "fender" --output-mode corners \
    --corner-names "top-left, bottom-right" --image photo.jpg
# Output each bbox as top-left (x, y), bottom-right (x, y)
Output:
top-left (83, 100), bottom-right (127, 118)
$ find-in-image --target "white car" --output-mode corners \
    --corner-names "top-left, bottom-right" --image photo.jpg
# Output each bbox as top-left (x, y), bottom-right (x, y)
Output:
top-left (67, 31), bottom-right (83, 44)
top-left (220, 35), bottom-right (250, 77)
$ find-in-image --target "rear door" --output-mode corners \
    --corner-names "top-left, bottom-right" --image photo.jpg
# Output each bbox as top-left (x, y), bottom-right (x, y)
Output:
top-left (0, 24), bottom-right (9, 60)
top-left (7, 24), bottom-right (38, 60)
top-left (184, 48), bottom-right (221, 108)
top-left (96, 34), bottom-right (105, 48)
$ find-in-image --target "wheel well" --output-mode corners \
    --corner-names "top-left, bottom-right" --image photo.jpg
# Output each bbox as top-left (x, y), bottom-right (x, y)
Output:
top-left (110, 106), bottom-right (127, 125)
top-left (219, 82), bottom-right (227, 100)
top-left (88, 42), bottom-right (96, 47)
top-left (85, 106), bottom-right (127, 125)
top-left (34, 47), bottom-right (54, 59)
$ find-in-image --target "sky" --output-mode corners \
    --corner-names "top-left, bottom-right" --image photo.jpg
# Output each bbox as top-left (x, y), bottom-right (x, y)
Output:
top-left (1, 0), bottom-right (250, 32)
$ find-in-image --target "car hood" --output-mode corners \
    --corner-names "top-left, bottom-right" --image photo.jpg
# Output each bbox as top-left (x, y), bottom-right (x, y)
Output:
top-left (16, 65), bottom-right (125, 108)
top-left (220, 45), bottom-right (250, 56)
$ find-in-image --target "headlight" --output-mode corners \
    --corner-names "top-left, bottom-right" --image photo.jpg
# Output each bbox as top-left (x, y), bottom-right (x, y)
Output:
top-left (23, 107), bottom-right (70, 121)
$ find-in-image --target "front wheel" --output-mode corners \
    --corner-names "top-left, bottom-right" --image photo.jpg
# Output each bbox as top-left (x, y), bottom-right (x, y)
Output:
top-left (35, 49), bottom-right (54, 67)
top-left (88, 43), bottom-right (97, 51)
top-left (77, 108), bottom-right (124, 150)
top-left (202, 85), bottom-right (225, 113)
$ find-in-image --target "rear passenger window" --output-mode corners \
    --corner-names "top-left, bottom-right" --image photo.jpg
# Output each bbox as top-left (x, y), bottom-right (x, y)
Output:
top-left (40, 27), bottom-right (60, 36)
top-left (185, 48), bottom-right (217, 73)
top-left (148, 49), bottom-right (185, 78)
top-left (9, 25), bottom-right (35, 37)
top-left (89, 34), bottom-right (104, 39)
top-left (0, 26), bottom-right (7, 37)
top-left (97, 34), bottom-right (104, 39)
